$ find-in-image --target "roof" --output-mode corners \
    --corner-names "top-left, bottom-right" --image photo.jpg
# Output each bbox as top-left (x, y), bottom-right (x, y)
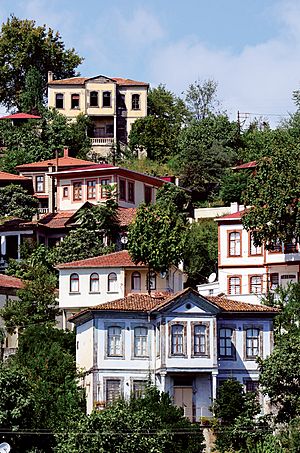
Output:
top-left (0, 112), bottom-right (41, 120)
top-left (0, 171), bottom-right (31, 181)
top-left (48, 76), bottom-right (148, 87)
top-left (233, 161), bottom-right (257, 170)
top-left (118, 207), bottom-right (136, 227)
top-left (0, 274), bottom-right (23, 290)
top-left (16, 156), bottom-right (96, 170)
top-left (69, 288), bottom-right (278, 322)
top-left (215, 209), bottom-right (247, 221)
top-left (56, 250), bottom-right (145, 269)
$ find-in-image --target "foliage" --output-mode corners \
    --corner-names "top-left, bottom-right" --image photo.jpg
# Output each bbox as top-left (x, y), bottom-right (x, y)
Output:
top-left (19, 67), bottom-right (44, 114)
top-left (0, 184), bottom-right (38, 220)
top-left (129, 85), bottom-right (189, 161)
top-left (185, 78), bottom-right (222, 120)
top-left (184, 220), bottom-right (218, 287)
top-left (219, 168), bottom-right (250, 204)
top-left (212, 379), bottom-right (265, 453)
top-left (118, 157), bottom-right (173, 177)
top-left (55, 386), bottom-right (204, 453)
top-left (0, 15), bottom-right (83, 109)
top-left (242, 145), bottom-right (300, 246)
top-left (156, 183), bottom-right (191, 215)
top-left (0, 264), bottom-right (58, 333)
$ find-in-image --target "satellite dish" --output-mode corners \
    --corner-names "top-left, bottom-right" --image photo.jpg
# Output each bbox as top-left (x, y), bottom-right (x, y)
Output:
top-left (120, 234), bottom-right (128, 245)
top-left (208, 273), bottom-right (217, 283)
top-left (0, 443), bottom-right (11, 453)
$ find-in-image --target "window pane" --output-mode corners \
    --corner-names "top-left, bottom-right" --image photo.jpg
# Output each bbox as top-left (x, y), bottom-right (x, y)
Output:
top-left (132, 380), bottom-right (147, 398)
top-left (90, 273), bottom-right (99, 292)
top-left (87, 180), bottom-right (96, 199)
top-left (131, 272), bottom-right (141, 291)
top-left (219, 328), bottom-right (233, 357)
top-left (134, 327), bottom-right (148, 357)
top-left (108, 326), bottom-right (122, 356)
top-left (132, 94), bottom-right (140, 110)
top-left (172, 324), bottom-right (184, 354)
top-left (229, 232), bottom-right (241, 256)
top-left (70, 274), bottom-right (79, 292)
top-left (55, 93), bottom-right (64, 109)
top-left (90, 91), bottom-right (98, 107)
top-left (108, 273), bottom-right (117, 292)
top-left (103, 91), bottom-right (111, 107)
top-left (106, 379), bottom-right (121, 404)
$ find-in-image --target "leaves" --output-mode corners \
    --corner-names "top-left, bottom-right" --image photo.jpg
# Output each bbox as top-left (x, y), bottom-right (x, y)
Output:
top-left (0, 184), bottom-right (38, 220)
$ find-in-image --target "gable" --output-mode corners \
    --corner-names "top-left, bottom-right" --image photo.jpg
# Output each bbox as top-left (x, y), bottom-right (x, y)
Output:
top-left (160, 292), bottom-right (220, 315)
top-left (86, 76), bottom-right (115, 84)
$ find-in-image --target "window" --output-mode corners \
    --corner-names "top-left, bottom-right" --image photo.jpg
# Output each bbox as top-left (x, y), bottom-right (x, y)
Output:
top-left (156, 324), bottom-right (160, 357)
top-left (144, 185), bottom-right (152, 204)
top-left (131, 272), bottom-right (141, 291)
top-left (228, 277), bottom-right (241, 295)
top-left (246, 328), bottom-right (260, 358)
top-left (245, 380), bottom-right (259, 394)
top-left (134, 326), bottom-right (148, 357)
top-left (90, 273), bottom-right (99, 293)
top-left (219, 328), bottom-right (234, 358)
top-left (73, 182), bottom-right (82, 200)
top-left (55, 93), bottom-right (64, 109)
top-left (71, 93), bottom-right (80, 109)
top-left (270, 273), bottom-right (279, 291)
top-left (229, 232), bottom-right (241, 256)
top-left (132, 380), bottom-right (147, 398)
top-left (249, 233), bottom-right (262, 255)
top-left (100, 178), bottom-right (111, 198)
top-left (108, 272), bottom-right (117, 292)
top-left (193, 324), bottom-right (207, 356)
top-left (63, 187), bottom-right (69, 198)
top-left (250, 276), bottom-right (262, 294)
top-left (106, 124), bottom-right (114, 136)
top-left (87, 180), bottom-right (96, 199)
top-left (107, 326), bottom-right (122, 356)
top-left (132, 94), bottom-right (140, 110)
top-left (70, 273), bottom-right (79, 293)
top-left (146, 272), bottom-right (156, 291)
top-left (171, 324), bottom-right (184, 355)
top-left (90, 91), bottom-right (98, 107)
top-left (119, 179), bottom-right (126, 200)
top-left (106, 379), bottom-right (121, 404)
top-left (103, 91), bottom-right (111, 107)
top-left (284, 239), bottom-right (298, 253)
top-left (128, 181), bottom-right (135, 203)
top-left (36, 175), bottom-right (44, 193)
top-left (269, 239), bottom-right (282, 253)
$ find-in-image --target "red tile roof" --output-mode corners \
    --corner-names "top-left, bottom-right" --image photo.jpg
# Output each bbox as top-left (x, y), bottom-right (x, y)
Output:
top-left (48, 76), bottom-right (148, 87)
top-left (111, 77), bottom-right (149, 87)
top-left (0, 112), bottom-right (41, 120)
top-left (37, 210), bottom-right (76, 229)
top-left (0, 274), bottom-right (23, 289)
top-left (16, 156), bottom-right (96, 170)
top-left (49, 77), bottom-right (88, 85)
top-left (57, 250), bottom-right (145, 269)
top-left (207, 296), bottom-right (278, 312)
top-left (233, 161), bottom-right (257, 170)
top-left (118, 207), bottom-right (136, 227)
top-left (215, 209), bottom-right (247, 221)
top-left (0, 171), bottom-right (31, 181)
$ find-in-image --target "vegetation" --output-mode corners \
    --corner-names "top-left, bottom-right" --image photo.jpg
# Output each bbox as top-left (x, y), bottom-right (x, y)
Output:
top-left (0, 184), bottom-right (38, 220)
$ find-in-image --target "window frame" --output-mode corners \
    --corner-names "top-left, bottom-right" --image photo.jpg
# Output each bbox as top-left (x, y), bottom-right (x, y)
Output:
top-left (119, 178), bottom-right (126, 201)
top-left (218, 326), bottom-right (236, 360)
top-left (244, 325), bottom-right (262, 360)
top-left (90, 91), bottom-right (99, 107)
top-left (102, 91), bottom-right (112, 108)
top-left (144, 185), bottom-right (152, 204)
top-left (228, 275), bottom-right (242, 295)
top-left (35, 175), bottom-right (44, 193)
top-left (107, 325), bottom-right (123, 357)
top-left (191, 321), bottom-right (210, 357)
top-left (104, 378), bottom-right (123, 404)
top-left (89, 273), bottom-right (100, 293)
top-left (100, 178), bottom-right (111, 198)
top-left (269, 272), bottom-right (279, 291)
top-left (71, 93), bottom-right (80, 109)
top-left (249, 275), bottom-right (263, 294)
top-left (249, 232), bottom-right (262, 256)
top-left (146, 271), bottom-right (156, 291)
top-left (87, 179), bottom-right (97, 200)
top-left (62, 186), bottom-right (69, 198)
top-left (127, 181), bottom-right (135, 203)
top-left (70, 273), bottom-right (79, 293)
top-left (228, 230), bottom-right (242, 257)
top-left (132, 93), bottom-right (140, 110)
top-left (169, 321), bottom-right (187, 357)
top-left (108, 272), bottom-right (118, 293)
top-left (55, 93), bottom-right (64, 109)
top-left (133, 326), bottom-right (149, 358)
top-left (131, 379), bottom-right (147, 398)
top-left (73, 181), bottom-right (83, 201)
top-left (131, 271), bottom-right (141, 291)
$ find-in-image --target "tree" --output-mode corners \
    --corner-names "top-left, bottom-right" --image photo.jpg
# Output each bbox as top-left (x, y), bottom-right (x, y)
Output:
top-left (0, 15), bottom-right (83, 110)
top-left (185, 78), bottom-right (222, 120)
top-left (0, 184), bottom-right (38, 220)
top-left (155, 183), bottom-right (191, 215)
top-left (219, 168), bottom-right (250, 204)
top-left (55, 386), bottom-right (204, 453)
top-left (19, 67), bottom-right (44, 114)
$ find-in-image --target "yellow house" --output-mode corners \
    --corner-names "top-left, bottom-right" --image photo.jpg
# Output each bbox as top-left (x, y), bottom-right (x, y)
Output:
top-left (47, 73), bottom-right (149, 156)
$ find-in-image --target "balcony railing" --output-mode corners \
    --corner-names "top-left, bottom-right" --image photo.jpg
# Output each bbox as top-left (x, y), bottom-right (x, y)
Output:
top-left (91, 137), bottom-right (114, 146)
top-left (38, 207), bottom-right (49, 214)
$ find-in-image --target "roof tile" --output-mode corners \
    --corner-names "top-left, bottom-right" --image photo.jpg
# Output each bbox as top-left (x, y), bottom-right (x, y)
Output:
top-left (57, 250), bottom-right (145, 269)
top-left (0, 274), bottom-right (23, 289)
top-left (16, 156), bottom-right (96, 170)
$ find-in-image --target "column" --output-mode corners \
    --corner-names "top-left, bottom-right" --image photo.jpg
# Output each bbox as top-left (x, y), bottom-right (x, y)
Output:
top-left (212, 372), bottom-right (218, 402)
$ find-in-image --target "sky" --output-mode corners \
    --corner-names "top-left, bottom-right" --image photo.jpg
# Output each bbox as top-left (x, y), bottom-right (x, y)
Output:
top-left (1, 0), bottom-right (300, 126)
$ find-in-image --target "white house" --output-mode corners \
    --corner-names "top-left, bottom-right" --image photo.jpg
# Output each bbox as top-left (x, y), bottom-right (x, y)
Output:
top-left (57, 250), bottom-right (185, 329)
top-left (198, 204), bottom-right (300, 304)
top-left (70, 288), bottom-right (277, 416)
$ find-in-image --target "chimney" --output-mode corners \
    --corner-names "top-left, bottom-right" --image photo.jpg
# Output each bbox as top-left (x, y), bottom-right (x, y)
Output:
top-left (230, 202), bottom-right (239, 213)
top-left (48, 163), bottom-right (56, 214)
top-left (48, 71), bottom-right (53, 83)
top-left (63, 147), bottom-right (69, 158)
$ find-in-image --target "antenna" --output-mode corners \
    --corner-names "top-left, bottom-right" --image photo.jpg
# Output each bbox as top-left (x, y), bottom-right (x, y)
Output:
top-left (208, 273), bottom-right (217, 283)
top-left (0, 443), bottom-right (11, 453)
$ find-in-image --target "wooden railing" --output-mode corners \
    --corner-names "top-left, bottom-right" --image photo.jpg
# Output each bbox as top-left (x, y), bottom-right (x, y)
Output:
top-left (91, 137), bottom-right (114, 146)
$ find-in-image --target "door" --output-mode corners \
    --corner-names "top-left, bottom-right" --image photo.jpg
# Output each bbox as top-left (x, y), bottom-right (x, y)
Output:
top-left (174, 386), bottom-right (193, 421)
top-left (281, 274), bottom-right (296, 288)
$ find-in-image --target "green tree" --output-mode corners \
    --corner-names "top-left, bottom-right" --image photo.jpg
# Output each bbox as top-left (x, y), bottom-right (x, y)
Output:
top-left (185, 78), bottom-right (222, 120)
top-left (0, 15), bottom-right (83, 110)
top-left (19, 67), bottom-right (44, 114)
top-left (55, 386), bottom-right (204, 453)
top-left (219, 168), bottom-right (250, 204)
top-left (184, 220), bottom-right (218, 287)
top-left (156, 182), bottom-right (191, 215)
top-left (0, 184), bottom-right (38, 220)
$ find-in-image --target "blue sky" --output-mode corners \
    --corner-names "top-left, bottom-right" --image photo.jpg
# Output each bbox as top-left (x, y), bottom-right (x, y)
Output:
top-left (1, 0), bottom-right (300, 125)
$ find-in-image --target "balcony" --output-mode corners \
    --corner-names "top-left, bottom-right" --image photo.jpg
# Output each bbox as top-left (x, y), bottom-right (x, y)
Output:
top-left (38, 207), bottom-right (49, 215)
top-left (91, 137), bottom-right (114, 146)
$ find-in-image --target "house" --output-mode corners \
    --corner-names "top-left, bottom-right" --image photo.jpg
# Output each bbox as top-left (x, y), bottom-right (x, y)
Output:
top-left (198, 203), bottom-right (300, 303)
top-left (0, 171), bottom-right (33, 193)
top-left (69, 287), bottom-right (277, 416)
top-left (16, 148), bottom-right (97, 213)
top-left (56, 250), bottom-right (185, 329)
top-left (47, 73), bottom-right (148, 156)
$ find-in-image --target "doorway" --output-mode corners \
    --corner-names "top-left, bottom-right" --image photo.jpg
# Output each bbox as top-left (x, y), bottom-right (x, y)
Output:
top-left (173, 386), bottom-right (193, 421)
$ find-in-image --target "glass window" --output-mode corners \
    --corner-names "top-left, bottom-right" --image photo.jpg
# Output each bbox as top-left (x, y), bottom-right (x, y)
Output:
top-left (55, 93), bottom-right (64, 109)
top-left (229, 277), bottom-right (241, 295)
top-left (156, 324), bottom-right (160, 357)
top-left (132, 380), bottom-right (147, 398)
top-left (144, 186), bottom-right (152, 204)
top-left (63, 187), bottom-right (69, 198)
top-left (250, 233), bottom-right (262, 255)
top-left (128, 181), bottom-right (135, 203)
top-left (119, 179), bottom-right (126, 200)
top-left (71, 93), bottom-right (80, 109)
top-left (245, 380), bottom-right (259, 394)
top-left (36, 175), bottom-right (44, 193)
top-left (87, 180), bottom-right (96, 199)
top-left (270, 273), bottom-right (279, 291)
top-left (250, 276), bottom-right (262, 294)
top-left (219, 328), bottom-right (234, 358)
top-left (70, 273), bottom-right (79, 293)
top-left (106, 379), bottom-right (121, 404)
top-left (107, 326), bottom-right (122, 356)
top-left (100, 178), bottom-right (111, 198)
top-left (132, 94), bottom-right (140, 110)
top-left (269, 239), bottom-right (282, 253)
top-left (73, 182), bottom-right (82, 200)
top-left (147, 272), bottom-right (156, 291)
top-left (108, 272), bottom-right (117, 292)
top-left (194, 324), bottom-right (207, 355)
top-left (131, 272), bottom-right (141, 291)
top-left (103, 91), bottom-right (111, 107)
top-left (134, 326), bottom-right (148, 357)
top-left (90, 91), bottom-right (98, 107)
top-left (90, 273), bottom-right (99, 293)
top-left (229, 232), bottom-right (241, 256)
top-left (246, 328), bottom-right (260, 358)
top-left (171, 324), bottom-right (184, 355)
